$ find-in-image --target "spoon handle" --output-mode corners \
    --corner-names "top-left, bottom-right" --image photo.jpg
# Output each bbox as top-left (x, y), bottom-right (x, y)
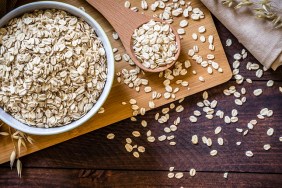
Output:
top-left (86, 0), bottom-right (149, 52)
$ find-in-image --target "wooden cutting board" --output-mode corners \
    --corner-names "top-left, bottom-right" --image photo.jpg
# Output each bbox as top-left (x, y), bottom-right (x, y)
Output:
top-left (0, 0), bottom-right (232, 164)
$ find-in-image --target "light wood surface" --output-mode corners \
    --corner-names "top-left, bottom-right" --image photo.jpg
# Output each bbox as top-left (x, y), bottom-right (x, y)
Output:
top-left (0, 0), bottom-right (232, 164)
top-left (86, 0), bottom-right (181, 72)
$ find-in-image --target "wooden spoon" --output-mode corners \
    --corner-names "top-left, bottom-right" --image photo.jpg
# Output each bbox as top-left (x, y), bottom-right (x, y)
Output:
top-left (86, 0), bottom-right (181, 73)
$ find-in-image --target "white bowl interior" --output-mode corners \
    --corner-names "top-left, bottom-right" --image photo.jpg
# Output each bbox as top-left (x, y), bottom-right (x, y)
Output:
top-left (0, 1), bottom-right (114, 135)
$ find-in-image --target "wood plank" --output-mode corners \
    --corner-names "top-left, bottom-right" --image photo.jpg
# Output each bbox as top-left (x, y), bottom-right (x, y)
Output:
top-left (2, 81), bottom-right (280, 173)
top-left (0, 0), bottom-right (233, 164)
top-left (0, 168), bottom-right (282, 187)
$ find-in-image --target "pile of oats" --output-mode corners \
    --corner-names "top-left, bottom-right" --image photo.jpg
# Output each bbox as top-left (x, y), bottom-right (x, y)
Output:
top-left (132, 20), bottom-right (178, 69)
top-left (0, 9), bottom-right (107, 128)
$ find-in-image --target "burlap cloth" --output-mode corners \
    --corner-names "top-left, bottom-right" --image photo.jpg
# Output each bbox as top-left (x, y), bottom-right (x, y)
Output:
top-left (1, 0), bottom-right (281, 70)
top-left (200, 0), bottom-right (282, 70)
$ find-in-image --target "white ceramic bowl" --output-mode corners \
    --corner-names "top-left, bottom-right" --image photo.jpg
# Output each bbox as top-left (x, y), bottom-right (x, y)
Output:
top-left (0, 1), bottom-right (114, 135)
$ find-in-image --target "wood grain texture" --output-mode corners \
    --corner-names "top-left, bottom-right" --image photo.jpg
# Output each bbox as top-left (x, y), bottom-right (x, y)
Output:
top-left (0, 0), bottom-right (232, 164)
top-left (0, 168), bottom-right (282, 187)
top-left (1, 81), bottom-right (281, 174)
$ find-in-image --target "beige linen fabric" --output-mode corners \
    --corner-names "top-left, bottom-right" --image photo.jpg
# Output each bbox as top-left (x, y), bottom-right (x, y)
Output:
top-left (201, 0), bottom-right (282, 70)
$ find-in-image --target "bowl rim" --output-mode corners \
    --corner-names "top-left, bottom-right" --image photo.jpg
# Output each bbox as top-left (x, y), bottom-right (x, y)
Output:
top-left (0, 1), bottom-right (115, 135)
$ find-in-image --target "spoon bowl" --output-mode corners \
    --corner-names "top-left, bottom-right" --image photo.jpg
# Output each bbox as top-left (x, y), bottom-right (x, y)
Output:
top-left (86, 0), bottom-right (181, 72)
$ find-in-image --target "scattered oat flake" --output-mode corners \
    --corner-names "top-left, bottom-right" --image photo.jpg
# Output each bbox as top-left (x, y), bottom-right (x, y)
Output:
top-left (218, 137), bottom-right (224, 146)
top-left (198, 26), bottom-right (206, 33)
top-left (176, 105), bottom-right (184, 112)
top-left (126, 138), bottom-right (132, 144)
top-left (189, 168), bottom-right (196, 177)
top-left (189, 116), bottom-right (197, 123)
top-left (263, 144), bottom-right (271, 151)
top-left (107, 133), bottom-right (115, 140)
top-left (141, 120), bottom-right (147, 127)
top-left (192, 135), bottom-right (198, 144)
top-left (199, 76), bottom-right (205, 82)
top-left (203, 91), bottom-right (208, 100)
top-left (215, 126), bottom-right (222, 134)
top-left (267, 128), bottom-right (274, 136)
top-left (132, 131), bottom-right (141, 137)
top-left (224, 172), bottom-right (228, 179)
top-left (266, 80), bottom-right (274, 87)
top-left (192, 33), bottom-right (198, 40)
top-left (226, 39), bottom-right (232, 46)
top-left (253, 89), bottom-right (263, 96)
top-left (210, 150), bottom-right (218, 156)
top-left (245, 150), bottom-right (253, 157)
top-left (124, 1), bottom-right (131, 8)
top-left (175, 172), bottom-right (184, 179)
top-left (133, 151), bottom-right (140, 158)
top-left (147, 136), bottom-right (155, 142)
top-left (168, 172), bottom-right (174, 178)
top-left (125, 144), bottom-right (133, 152)
top-left (138, 146), bottom-right (145, 153)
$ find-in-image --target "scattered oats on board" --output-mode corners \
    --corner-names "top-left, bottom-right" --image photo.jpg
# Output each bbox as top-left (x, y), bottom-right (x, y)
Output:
top-left (192, 33), bottom-right (198, 40)
top-left (180, 20), bottom-right (188, 28)
top-left (199, 76), bottom-right (205, 82)
top-left (200, 35), bottom-right (206, 42)
top-left (124, 1), bottom-right (131, 8)
top-left (198, 26), bottom-right (206, 33)
top-left (177, 28), bottom-right (186, 35)
top-left (112, 32), bottom-right (119, 40)
top-left (141, 0), bottom-right (148, 10)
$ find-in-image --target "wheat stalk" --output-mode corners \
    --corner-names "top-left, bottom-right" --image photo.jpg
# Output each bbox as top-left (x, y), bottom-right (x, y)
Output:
top-left (220, 0), bottom-right (282, 29)
top-left (0, 120), bottom-right (34, 178)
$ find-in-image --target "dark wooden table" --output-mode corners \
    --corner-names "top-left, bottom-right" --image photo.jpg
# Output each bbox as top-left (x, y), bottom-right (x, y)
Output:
top-left (1, 9), bottom-right (282, 188)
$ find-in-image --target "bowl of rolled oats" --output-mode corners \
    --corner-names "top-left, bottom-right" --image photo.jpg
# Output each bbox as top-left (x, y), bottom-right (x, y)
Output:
top-left (0, 1), bottom-right (114, 135)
